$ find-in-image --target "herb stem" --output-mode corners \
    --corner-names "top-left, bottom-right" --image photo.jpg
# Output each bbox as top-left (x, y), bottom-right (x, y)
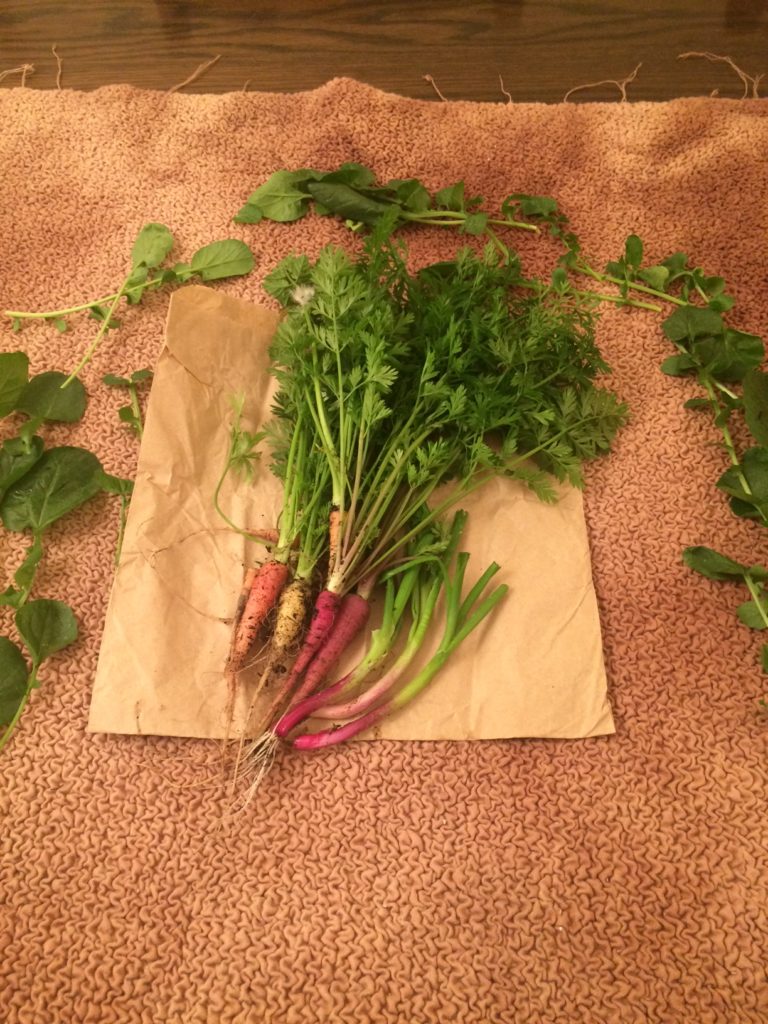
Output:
top-left (576, 262), bottom-right (688, 306)
top-left (62, 277), bottom-right (129, 387)
top-left (0, 671), bottom-right (35, 755)
top-left (128, 384), bottom-right (143, 439)
top-left (701, 377), bottom-right (749, 478)
top-left (113, 495), bottom-right (129, 566)
top-left (4, 276), bottom-right (165, 321)
top-left (401, 210), bottom-right (538, 233)
top-left (744, 575), bottom-right (768, 630)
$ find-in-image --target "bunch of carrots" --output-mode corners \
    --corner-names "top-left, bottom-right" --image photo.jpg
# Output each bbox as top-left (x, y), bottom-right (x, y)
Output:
top-left (221, 224), bottom-right (626, 785)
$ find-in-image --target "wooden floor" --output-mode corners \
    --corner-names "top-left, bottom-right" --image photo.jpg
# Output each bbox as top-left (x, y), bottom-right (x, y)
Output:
top-left (1, 0), bottom-right (767, 102)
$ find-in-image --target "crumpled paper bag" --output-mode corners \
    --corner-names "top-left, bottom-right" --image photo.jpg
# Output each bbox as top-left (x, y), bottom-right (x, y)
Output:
top-left (88, 284), bottom-right (614, 740)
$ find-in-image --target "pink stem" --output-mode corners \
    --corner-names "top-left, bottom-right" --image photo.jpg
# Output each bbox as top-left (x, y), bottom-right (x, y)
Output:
top-left (292, 705), bottom-right (386, 751)
top-left (274, 673), bottom-right (350, 738)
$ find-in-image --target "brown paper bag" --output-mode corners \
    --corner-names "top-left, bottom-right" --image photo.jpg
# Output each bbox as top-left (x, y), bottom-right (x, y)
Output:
top-left (88, 285), bottom-right (614, 741)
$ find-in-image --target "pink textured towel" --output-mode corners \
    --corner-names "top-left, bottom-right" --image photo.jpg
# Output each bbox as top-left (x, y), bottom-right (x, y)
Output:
top-left (1, 79), bottom-right (767, 1023)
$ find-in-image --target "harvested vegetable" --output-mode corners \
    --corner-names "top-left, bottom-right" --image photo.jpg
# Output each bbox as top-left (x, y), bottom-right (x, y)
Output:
top-left (223, 221), bottom-right (627, 786)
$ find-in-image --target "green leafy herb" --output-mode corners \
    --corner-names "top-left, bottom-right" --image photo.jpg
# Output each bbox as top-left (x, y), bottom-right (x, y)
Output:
top-left (234, 164), bottom-right (539, 254)
top-left (213, 393), bottom-right (267, 536)
top-left (0, 446), bottom-right (104, 533)
top-left (2, 225), bottom-right (256, 382)
top-left (0, 601), bottom-right (78, 754)
top-left (684, 546), bottom-right (768, 690)
top-left (742, 369), bottom-right (768, 446)
top-left (102, 367), bottom-right (153, 438)
top-left (15, 371), bottom-right (87, 422)
top-left (16, 598), bottom-right (78, 667)
top-left (0, 351), bottom-right (30, 416)
top-left (0, 436), bottom-right (44, 504)
top-left (130, 222), bottom-right (174, 271)
top-left (189, 239), bottom-right (255, 282)
top-left (0, 638), bottom-right (28, 727)
top-left (100, 472), bottom-right (134, 565)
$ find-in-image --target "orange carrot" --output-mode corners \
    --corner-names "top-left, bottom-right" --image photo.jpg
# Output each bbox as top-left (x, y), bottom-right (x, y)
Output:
top-left (228, 559), bottom-right (290, 670)
top-left (328, 506), bottom-right (342, 569)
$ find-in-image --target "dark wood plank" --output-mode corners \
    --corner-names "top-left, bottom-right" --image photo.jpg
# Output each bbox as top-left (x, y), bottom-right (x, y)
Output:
top-left (0, 0), bottom-right (766, 101)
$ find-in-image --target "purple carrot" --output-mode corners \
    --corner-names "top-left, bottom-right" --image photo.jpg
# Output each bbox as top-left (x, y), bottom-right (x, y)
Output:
top-left (286, 589), bottom-right (341, 680)
top-left (286, 592), bottom-right (371, 708)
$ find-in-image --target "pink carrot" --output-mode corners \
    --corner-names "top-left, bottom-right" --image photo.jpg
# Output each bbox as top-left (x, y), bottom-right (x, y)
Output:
top-left (287, 592), bottom-right (370, 708)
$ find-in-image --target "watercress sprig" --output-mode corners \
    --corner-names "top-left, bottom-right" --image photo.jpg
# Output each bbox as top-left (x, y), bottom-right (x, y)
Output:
top-left (586, 235), bottom-right (768, 688)
top-left (234, 163), bottom-right (539, 245)
top-left (4, 225), bottom-right (255, 384)
top-left (683, 546), bottom-right (768, 675)
top-left (102, 368), bottom-right (153, 438)
top-left (0, 350), bottom-right (131, 749)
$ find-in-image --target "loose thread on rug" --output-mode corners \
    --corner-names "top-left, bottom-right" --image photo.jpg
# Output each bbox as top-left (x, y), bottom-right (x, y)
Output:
top-left (242, 79), bottom-right (251, 92)
top-left (498, 73), bottom-right (513, 104)
top-left (52, 44), bottom-right (63, 90)
top-left (563, 62), bottom-right (642, 103)
top-left (423, 73), bottom-right (448, 101)
top-left (678, 51), bottom-right (763, 99)
top-left (167, 54), bottom-right (222, 93)
top-left (0, 63), bottom-right (34, 87)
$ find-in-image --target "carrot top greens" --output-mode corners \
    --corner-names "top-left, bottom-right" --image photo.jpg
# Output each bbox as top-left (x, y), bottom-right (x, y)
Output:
top-left (261, 226), bottom-right (626, 599)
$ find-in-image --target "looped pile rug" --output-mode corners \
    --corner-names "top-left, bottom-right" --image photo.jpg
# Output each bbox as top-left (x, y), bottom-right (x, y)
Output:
top-left (1, 78), bottom-right (766, 1023)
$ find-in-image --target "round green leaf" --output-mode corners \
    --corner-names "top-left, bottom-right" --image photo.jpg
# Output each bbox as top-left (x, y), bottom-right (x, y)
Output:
top-left (190, 240), bottom-right (255, 281)
top-left (660, 354), bottom-right (696, 377)
top-left (0, 351), bottom-right (30, 417)
top-left (737, 601), bottom-right (768, 631)
top-left (662, 306), bottom-right (724, 343)
top-left (15, 599), bottom-right (78, 667)
top-left (16, 371), bottom-right (87, 423)
top-left (682, 546), bottom-right (747, 581)
top-left (131, 223), bottom-right (174, 270)
top-left (0, 637), bottom-right (29, 725)
top-left (0, 435), bottom-right (44, 500)
top-left (0, 446), bottom-right (103, 533)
